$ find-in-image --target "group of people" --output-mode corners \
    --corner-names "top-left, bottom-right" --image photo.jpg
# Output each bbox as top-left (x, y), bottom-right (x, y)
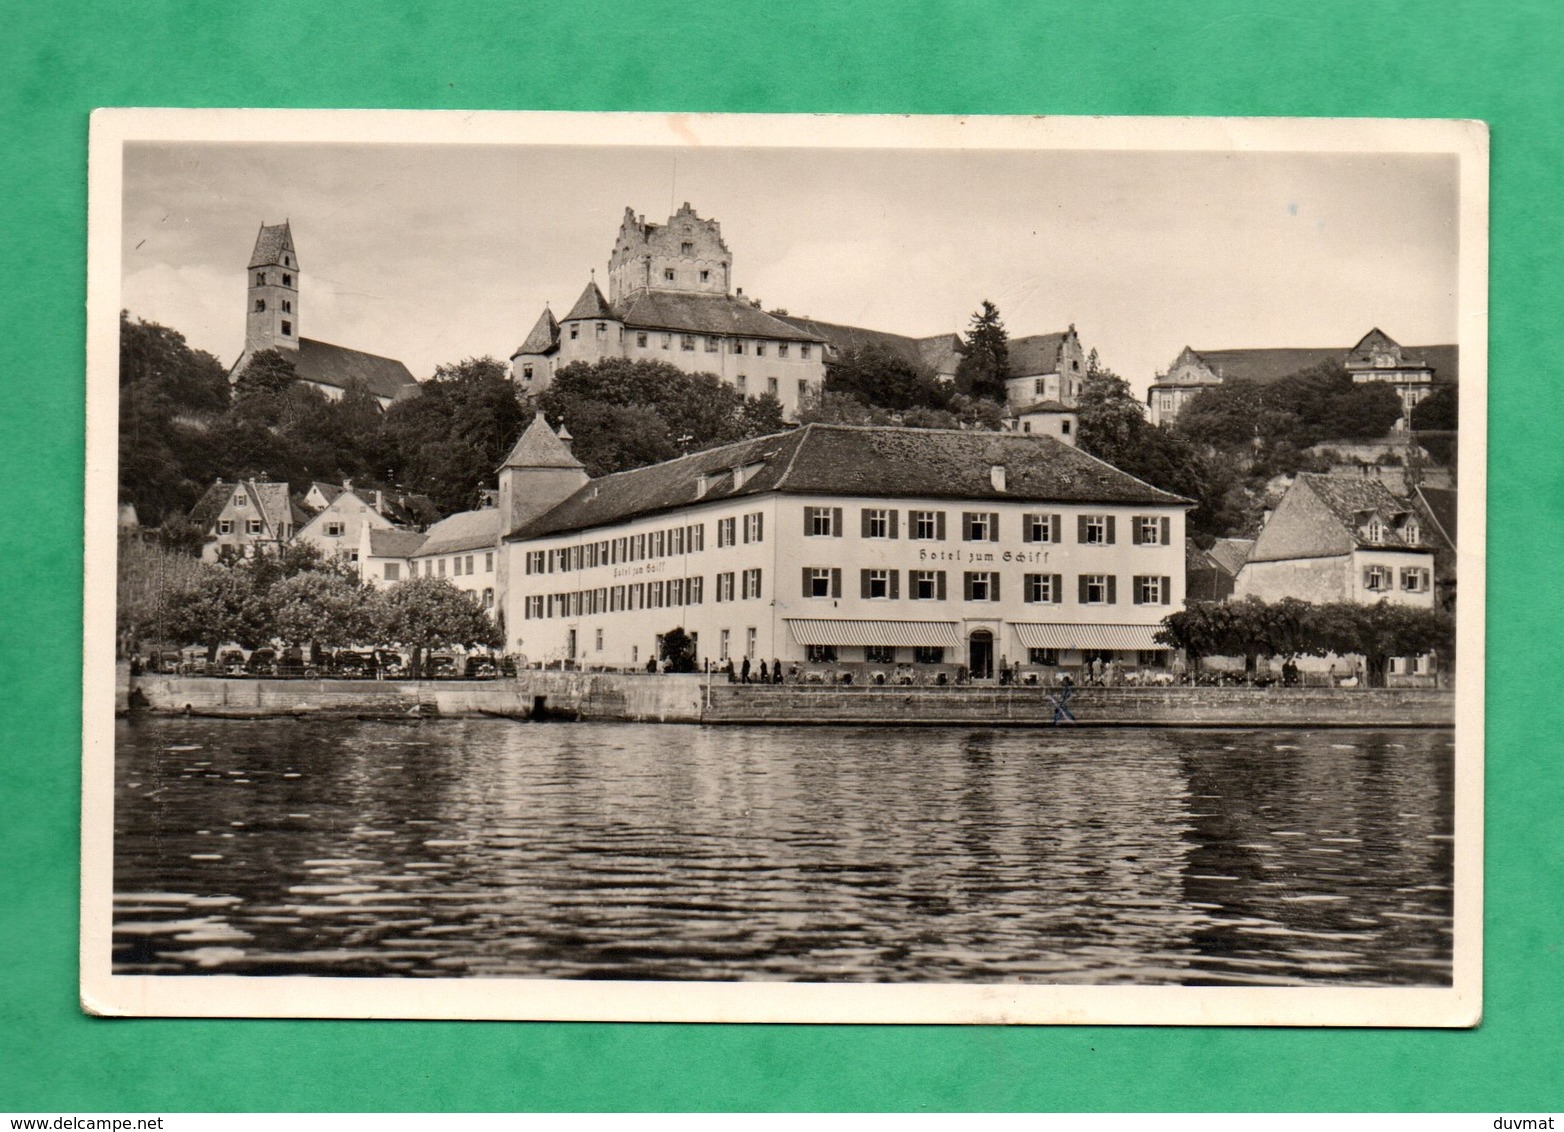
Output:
top-left (721, 657), bottom-right (787, 685)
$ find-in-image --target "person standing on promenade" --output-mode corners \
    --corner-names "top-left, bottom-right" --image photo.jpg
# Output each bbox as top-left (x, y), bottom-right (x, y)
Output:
top-left (741, 656), bottom-right (751, 684)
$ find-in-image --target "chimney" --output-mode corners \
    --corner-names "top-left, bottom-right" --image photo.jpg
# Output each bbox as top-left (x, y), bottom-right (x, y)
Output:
top-left (556, 423), bottom-right (573, 450)
top-left (990, 464), bottom-right (1007, 492)
top-left (374, 489), bottom-right (385, 513)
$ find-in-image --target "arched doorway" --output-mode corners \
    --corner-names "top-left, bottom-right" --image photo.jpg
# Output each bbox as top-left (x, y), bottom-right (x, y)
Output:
top-left (968, 629), bottom-right (994, 681)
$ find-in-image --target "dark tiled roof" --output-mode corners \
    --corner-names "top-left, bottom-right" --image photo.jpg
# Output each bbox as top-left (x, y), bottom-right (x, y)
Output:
top-left (1166, 339), bottom-right (1458, 386)
top-left (1205, 537), bottom-right (1255, 576)
top-left (514, 423), bottom-right (1189, 540)
top-left (916, 333), bottom-right (962, 374)
top-left (513, 307), bottom-right (560, 357)
top-left (187, 481), bottom-right (233, 527)
top-left (248, 221), bottom-right (295, 269)
top-left (1297, 474), bottom-right (1419, 549)
top-left (622, 293), bottom-right (826, 343)
top-left (309, 482), bottom-right (344, 506)
top-left (1345, 327), bottom-right (1429, 369)
top-left (564, 281), bottom-right (614, 322)
top-left (1007, 332), bottom-right (1069, 377)
top-left (367, 528), bottom-right (429, 559)
top-left (294, 338), bottom-right (418, 401)
top-left (1415, 485), bottom-right (1458, 550)
top-left (769, 315), bottom-right (931, 369)
top-left (1009, 399), bottom-right (1073, 416)
top-left (1418, 345), bottom-right (1459, 384)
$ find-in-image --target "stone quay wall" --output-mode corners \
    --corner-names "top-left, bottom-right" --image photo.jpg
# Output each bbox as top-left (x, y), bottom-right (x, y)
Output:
top-left (129, 672), bottom-right (1452, 728)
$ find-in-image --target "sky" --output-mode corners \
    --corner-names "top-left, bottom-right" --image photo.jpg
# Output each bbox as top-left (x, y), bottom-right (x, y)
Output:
top-left (120, 141), bottom-right (1460, 397)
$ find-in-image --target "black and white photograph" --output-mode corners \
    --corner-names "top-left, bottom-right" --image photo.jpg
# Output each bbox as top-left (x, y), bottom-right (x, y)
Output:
top-left (83, 111), bottom-right (1485, 1025)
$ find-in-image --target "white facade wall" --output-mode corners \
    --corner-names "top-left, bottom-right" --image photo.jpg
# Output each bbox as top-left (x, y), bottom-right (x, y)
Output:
top-left (503, 494), bottom-right (1187, 675)
top-left (295, 492), bottom-right (394, 564)
top-left (409, 545), bottom-right (501, 613)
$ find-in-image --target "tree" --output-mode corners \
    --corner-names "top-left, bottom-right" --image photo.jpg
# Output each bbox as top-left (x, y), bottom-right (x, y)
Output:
top-left (269, 572), bottom-right (378, 650)
top-left (117, 534), bottom-right (207, 654)
top-left (160, 563), bottom-right (272, 659)
top-left (1410, 383), bottom-right (1459, 465)
top-left (1307, 601), bottom-right (1454, 688)
top-left (825, 345), bottom-right (949, 412)
top-left (378, 577), bottom-right (502, 678)
top-left (954, 301), bottom-right (1010, 402)
top-left (658, 627), bottom-right (698, 673)
top-left (231, 347), bottom-right (301, 417)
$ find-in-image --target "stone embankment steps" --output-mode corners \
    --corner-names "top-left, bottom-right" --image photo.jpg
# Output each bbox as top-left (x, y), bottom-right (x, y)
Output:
top-left (127, 672), bottom-right (1454, 728)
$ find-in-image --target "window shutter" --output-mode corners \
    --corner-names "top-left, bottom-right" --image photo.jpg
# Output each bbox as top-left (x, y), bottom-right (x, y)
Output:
top-left (1161, 516), bottom-right (1171, 545)
top-left (861, 509), bottom-right (872, 538)
top-left (832, 507), bottom-right (843, 537)
top-left (1078, 515), bottom-right (1089, 543)
top-left (802, 567), bottom-right (811, 597)
top-left (1132, 518), bottom-right (1143, 545)
top-left (756, 514), bottom-right (763, 542)
top-left (1078, 575), bottom-right (1089, 603)
top-left (830, 568), bottom-right (842, 598)
top-left (889, 510), bottom-right (899, 539)
top-left (742, 519), bottom-right (749, 544)
top-left (963, 573), bottom-right (974, 601)
top-left (803, 508), bottom-right (811, 536)
top-left (1132, 575), bottom-right (1144, 605)
top-left (936, 511), bottom-right (946, 540)
top-left (889, 570), bottom-right (900, 599)
top-left (1052, 574), bottom-right (1063, 603)
top-left (1161, 575), bottom-right (1172, 605)
top-left (937, 571), bottom-right (948, 600)
top-left (989, 512), bottom-right (1000, 542)
top-left (1106, 516), bottom-right (1117, 544)
top-left (1052, 514), bottom-right (1063, 543)
top-left (1022, 513), bottom-right (1034, 543)
top-left (1107, 575), bottom-right (1117, 603)
top-left (991, 573), bottom-right (1000, 601)
top-left (860, 569), bottom-right (871, 599)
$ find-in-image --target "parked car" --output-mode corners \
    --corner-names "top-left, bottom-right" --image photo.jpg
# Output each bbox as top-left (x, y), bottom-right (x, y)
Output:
top-left (331, 650), bottom-right (378, 678)
top-left (463, 655), bottom-right (499, 679)
top-left (245, 648), bottom-right (277, 676)
top-left (425, 654), bottom-right (457, 679)
top-left (216, 649), bottom-right (247, 676)
top-left (373, 649), bottom-right (407, 677)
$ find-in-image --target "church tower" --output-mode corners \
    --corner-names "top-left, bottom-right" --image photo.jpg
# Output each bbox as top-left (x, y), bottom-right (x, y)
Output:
top-left (245, 221), bottom-right (300, 356)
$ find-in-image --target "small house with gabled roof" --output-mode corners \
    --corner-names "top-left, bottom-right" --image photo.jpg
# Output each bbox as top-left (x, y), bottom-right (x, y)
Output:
top-left (188, 478), bottom-right (307, 562)
top-left (1235, 473), bottom-right (1434, 607)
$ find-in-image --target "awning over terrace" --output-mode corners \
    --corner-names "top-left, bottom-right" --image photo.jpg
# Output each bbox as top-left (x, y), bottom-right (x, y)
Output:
top-left (785, 619), bottom-right (964, 648)
top-left (1010, 623), bottom-right (1164, 651)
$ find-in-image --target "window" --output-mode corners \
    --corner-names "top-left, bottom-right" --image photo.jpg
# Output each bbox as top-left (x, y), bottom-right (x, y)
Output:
top-left (569, 325), bottom-right (580, 340)
top-left (484, 588), bottom-right (495, 610)
top-left (1024, 573), bottom-right (1061, 603)
top-left (662, 333), bottom-right (672, 350)
top-left (636, 331), bottom-right (648, 347)
top-left (1364, 565), bottom-right (1391, 592)
top-left (1062, 419), bottom-right (1072, 436)
top-left (324, 521), bottom-right (345, 537)
top-left (688, 524), bottom-right (704, 552)
top-left (522, 364), bottom-right (534, 382)
top-left (282, 273), bottom-right (292, 287)
top-left (743, 513), bottom-right (764, 543)
top-left (742, 568), bottom-right (762, 600)
top-left (779, 343), bottom-right (789, 358)
top-left (246, 519), bottom-right (263, 535)
top-left (860, 569), bottom-right (897, 599)
top-left (798, 379), bottom-right (809, 403)
top-left (746, 628), bottom-right (757, 659)
top-left (465, 554), bottom-right (475, 574)
top-left (1134, 516), bottom-right (1169, 545)
top-left (1138, 649), bottom-right (1168, 667)
top-left (913, 646), bottom-right (944, 665)
top-left (1023, 513), bottom-right (1059, 543)
top-left (1028, 648), bottom-right (1059, 666)
top-left (681, 242), bottom-right (693, 255)
top-left (280, 320), bottom-right (292, 336)
top-left (1367, 518), bottom-right (1384, 542)
top-left (280, 300), bottom-right (291, 313)
top-left (688, 576), bottom-right (703, 604)
top-left (806, 506), bottom-right (841, 537)
top-left (1080, 574), bottom-right (1115, 604)
top-left (735, 375), bottom-right (746, 394)
top-left (217, 520), bottom-right (233, 535)
top-left (862, 508), bottom-right (896, 539)
top-left (234, 492), bottom-right (247, 507)
top-left (1401, 567), bottom-right (1428, 592)
top-left (720, 629), bottom-right (731, 660)
top-left (254, 299), bottom-right (266, 312)
top-left (911, 510), bottom-right (945, 540)
top-left (705, 335), bottom-right (719, 352)
top-left (732, 340), bottom-right (746, 354)
top-left (865, 646), bottom-right (895, 664)
top-left (716, 572), bottom-right (735, 602)
top-left (486, 551), bottom-right (494, 572)
top-left (1403, 520), bottom-right (1421, 545)
top-left (806, 644), bottom-right (838, 663)
top-left (1133, 575), bottom-right (1171, 605)
top-left (594, 627), bottom-right (603, 650)
top-left (664, 268), bottom-right (675, 281)
top-left (756, 343), bottom-right (766, 357)
top-left (423, 560), bottom-right (432, 577)
top-left (700, 270), bottom-right (710, 283)
top-left (1080, 515), bottom-right (1114, 545)
top-left (801, 344), bottom-right (812, 359)
top-left (681, 334), bottom-right (696, 351)
top-left (963, 511), bottom-right (999, 542)
top-left (767, 377), bottom-right (779, 396)
top-left (526, 550), bottom-right (546, 575)
top-left (911, 570), bottom-right (946, 600)
top-left (804, 567), bottom-right (841, 599)
top-left (595, 322), bottom-right (607, 338)
top-left (384, 563), bottom-right (400, 582)
top-left (964, 572), bottom-right (999, 601)
top-left (717, 517), bottom-right (736, 547)
top-left (438, 558), bottom-right (446, 577)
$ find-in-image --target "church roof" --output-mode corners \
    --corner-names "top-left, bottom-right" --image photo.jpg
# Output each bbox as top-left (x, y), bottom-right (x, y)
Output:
top-left (1007, 332), bottom-right (1072, 377)
top-left (248, 221), bottom-right (296, 269)
top-left (512, 423), bottom-right (1188, 540)
top-left (563, 280), bottom-right (614, 322)
top-left (618, 292), bottom-right (826, 342)
top-left (500, 412), bottom-right (585, 470)
top-left (513, 307), bottom-right (560, 358)
top-left (294, 338), bottom-right (419, 402)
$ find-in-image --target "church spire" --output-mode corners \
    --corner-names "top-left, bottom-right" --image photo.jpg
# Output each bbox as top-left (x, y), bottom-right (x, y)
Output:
top-left (245, 220), bottom-right (300, 356)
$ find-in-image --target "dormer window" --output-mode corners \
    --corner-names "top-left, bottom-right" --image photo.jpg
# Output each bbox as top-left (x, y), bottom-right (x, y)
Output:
top-left (1366, 518), bottom-right (1384, 542)
top-left (1403, 520), bottom-right (1420, 545)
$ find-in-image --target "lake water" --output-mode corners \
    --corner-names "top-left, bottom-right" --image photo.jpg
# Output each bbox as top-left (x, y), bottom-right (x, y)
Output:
top-left (113, 718), bottom-right (1454, 985)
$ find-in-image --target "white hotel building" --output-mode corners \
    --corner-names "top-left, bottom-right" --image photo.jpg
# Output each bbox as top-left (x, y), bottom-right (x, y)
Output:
top-left (497, 415), bottom-right (1191, 680)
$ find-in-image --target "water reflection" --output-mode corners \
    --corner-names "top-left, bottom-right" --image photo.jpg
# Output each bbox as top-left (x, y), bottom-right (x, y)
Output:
top-left (114, 719), bottom-right (1453, 984)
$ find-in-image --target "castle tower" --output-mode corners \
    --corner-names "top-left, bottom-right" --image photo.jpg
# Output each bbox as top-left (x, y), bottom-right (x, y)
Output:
top-left (245, 221), bottom-right (300, 356)
top-left (607, 202), bottom-right (732, 306)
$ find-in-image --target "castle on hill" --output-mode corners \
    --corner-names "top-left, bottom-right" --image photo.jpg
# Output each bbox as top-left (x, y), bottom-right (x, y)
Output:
top-left (229, 221), bottom-right (420, 410)
top-left (510, 202), bottom-right (1087, 438)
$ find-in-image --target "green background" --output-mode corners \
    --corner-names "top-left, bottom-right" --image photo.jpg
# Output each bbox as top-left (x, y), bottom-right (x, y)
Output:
top-left (3, 0), bottom-right (1559, 1112)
